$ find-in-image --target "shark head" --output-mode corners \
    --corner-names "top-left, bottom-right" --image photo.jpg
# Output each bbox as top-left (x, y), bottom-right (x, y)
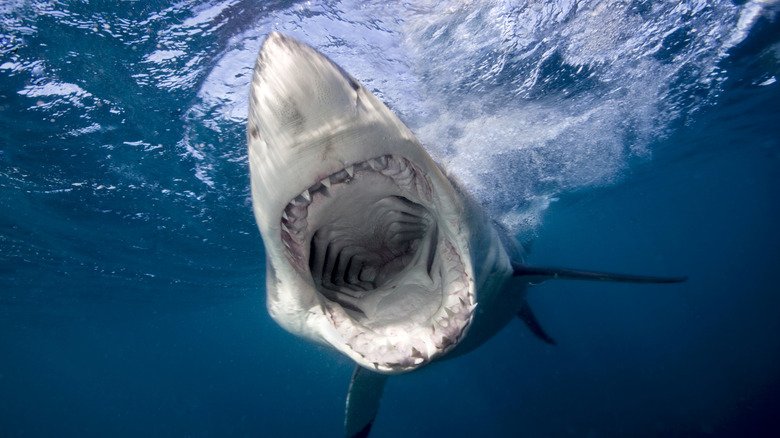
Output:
top-left (248, 33), bottom-right (502, 374)
top-left (248, 32), bottom-right (688, 438)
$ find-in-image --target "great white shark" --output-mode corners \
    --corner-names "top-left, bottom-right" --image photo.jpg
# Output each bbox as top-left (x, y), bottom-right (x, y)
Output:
top-left (247, 32), bottom-right (685, 438)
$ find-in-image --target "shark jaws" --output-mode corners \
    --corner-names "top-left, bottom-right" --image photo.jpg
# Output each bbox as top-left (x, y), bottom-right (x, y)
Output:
top-left (248, 32), bottom-right (686, 438)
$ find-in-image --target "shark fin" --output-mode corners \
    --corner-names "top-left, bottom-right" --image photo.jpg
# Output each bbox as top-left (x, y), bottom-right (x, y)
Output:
top-left (345, 366), bottom-right (388, 438)
top-left (511, 262), bottom-right (687, 284)
top-left (517, 300), bottom-right (557, 345)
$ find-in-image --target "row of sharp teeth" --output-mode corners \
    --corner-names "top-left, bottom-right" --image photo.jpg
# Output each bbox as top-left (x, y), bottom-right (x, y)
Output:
top-left (280, 154), bottom-right (432, 270)
top-left (278, 154), bottom-right (474, 371)
top-left (326, 239), bottom-right (474, 372)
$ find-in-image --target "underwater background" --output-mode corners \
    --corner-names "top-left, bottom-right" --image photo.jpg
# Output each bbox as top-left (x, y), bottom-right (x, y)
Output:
top-left (2, 0), bottom-right (779, 436)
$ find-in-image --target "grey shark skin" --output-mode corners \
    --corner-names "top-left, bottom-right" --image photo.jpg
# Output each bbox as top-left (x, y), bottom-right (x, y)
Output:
top-left (248, 32), bottom-right (685, 438)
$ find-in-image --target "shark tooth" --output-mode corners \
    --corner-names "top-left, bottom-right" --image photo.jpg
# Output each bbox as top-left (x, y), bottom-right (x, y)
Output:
top-left (369, 156), bottom-right (388, 171)
top-left (291, 194), bottom-right (310, 208)
top-left (329, 169), bottom-right (350, 184)
top-left (445, 294), bottom-right (464, 310)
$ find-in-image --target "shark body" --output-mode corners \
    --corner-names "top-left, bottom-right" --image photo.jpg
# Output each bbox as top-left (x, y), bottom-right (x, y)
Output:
top-left (248, 32), bottom-right (685, 437)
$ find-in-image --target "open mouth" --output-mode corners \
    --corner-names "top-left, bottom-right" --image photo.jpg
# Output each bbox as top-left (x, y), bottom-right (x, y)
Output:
top-left (279, 155), bottom-right (474, 371)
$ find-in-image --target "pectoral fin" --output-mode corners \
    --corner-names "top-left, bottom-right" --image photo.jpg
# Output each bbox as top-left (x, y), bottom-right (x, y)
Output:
top-left (512, 263), bottom-right (685, 344)
top-left (345, 366), bottom-right (388, 438)
top-left (512, 262), bottom-right (687, 284)
top-left (517, 300), bottom-right (557, 345)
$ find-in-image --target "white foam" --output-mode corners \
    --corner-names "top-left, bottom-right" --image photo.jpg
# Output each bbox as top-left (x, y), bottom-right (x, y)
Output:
top-left (190, 0), bottom-right (751, 234)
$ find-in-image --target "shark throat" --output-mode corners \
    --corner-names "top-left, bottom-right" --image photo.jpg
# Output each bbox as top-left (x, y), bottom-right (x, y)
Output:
top-left (279, 155), bottom-right (474, 372)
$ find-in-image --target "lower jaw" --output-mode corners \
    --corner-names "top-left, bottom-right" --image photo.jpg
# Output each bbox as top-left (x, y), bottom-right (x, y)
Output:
top-left (322, 238), bottom-right (474, 373)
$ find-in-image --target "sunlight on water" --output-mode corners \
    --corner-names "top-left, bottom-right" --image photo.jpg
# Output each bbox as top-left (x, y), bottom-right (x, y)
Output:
top-left (189, 0), bottom-right (769, 237)
top-left (1, 0), bottom-right (777, 290)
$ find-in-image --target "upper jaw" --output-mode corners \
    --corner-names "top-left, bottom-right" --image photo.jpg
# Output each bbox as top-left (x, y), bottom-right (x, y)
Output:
top-left (248, 32), bottom-right (419, 221)
top-left (248, 33), bottom-right (477, 373)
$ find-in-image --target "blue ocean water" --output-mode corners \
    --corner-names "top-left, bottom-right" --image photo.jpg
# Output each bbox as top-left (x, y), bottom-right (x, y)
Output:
top-left (1, 1), bottom-right (779, 437)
